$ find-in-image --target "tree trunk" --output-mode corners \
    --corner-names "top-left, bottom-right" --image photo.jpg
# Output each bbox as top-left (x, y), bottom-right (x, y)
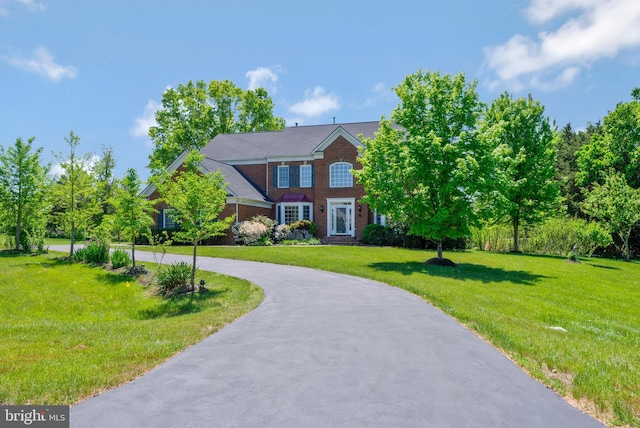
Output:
top-left (15, 223), bottom-right (21, 251)
top-left (512, 216), bottom-right (520, 252)
top-left (191, 241), bottom-right (198, 292)
top-left (70, 222), bottom-right (75, 257)
top-left (131, 233), bottom-right (136, 268)
top-left (622, 233), bottom-right (631, 261)
top-left (437, 241), bottom-right (443, 260)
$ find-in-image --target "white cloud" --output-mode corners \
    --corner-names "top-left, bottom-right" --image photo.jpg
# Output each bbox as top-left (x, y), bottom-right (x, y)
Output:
top-left (130, 100), bottom-right (161, 139)
top-left (356, 82), bottom-right (394, 109)
top-left (485, 0), bottom-right (640, 91)
top-left (289, 86), bottom-right (340, 117)
top-left (49, 155), bottom-right (98, 178)
top-left (372, 82), bottom-right (386, 93)
top-left (0, 0), bottom-right (45, 16)
top-left (245, 66), bottom-right (280, 93)
top-left (49, 163), bottom-right (64, 177)
top-left (17, 0), bottom-right (45, 12)
top-left (1, 46), bottom-right (78, 82)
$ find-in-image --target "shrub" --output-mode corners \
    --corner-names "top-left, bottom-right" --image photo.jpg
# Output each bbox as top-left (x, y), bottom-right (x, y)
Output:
top-left (111, 249), bottom-right (132, 269)
top-left (274, 224), bottom-right (292, 242)
top-left (24, 225), bottom-right (48, 254)
top-left (156, 261), bottom-right (192, 298)
top-left (574, 220), bottom-right (613, 257)
top-left (289, 220), bottom-right (317, 238)
top-left (251, 215), bottom-right (277, 232)
top-left (361, 224), bottom-right (391, 246)
top-left (232, 221), bottom-right (270, 245)
top-left (74, 240), bottom-right (110, 264)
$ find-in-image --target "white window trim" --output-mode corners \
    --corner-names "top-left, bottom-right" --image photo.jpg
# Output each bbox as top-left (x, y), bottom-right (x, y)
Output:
top-left (278, 165), bottom-right (290, 188)
top-left (277, 202), bottom-right (313, 224)
top-left (329, 162), bottom-right (353, 188)
top-left (374, 209), bottom-right (387, 226)
top-left (300, 164), bottom-right (312, 188)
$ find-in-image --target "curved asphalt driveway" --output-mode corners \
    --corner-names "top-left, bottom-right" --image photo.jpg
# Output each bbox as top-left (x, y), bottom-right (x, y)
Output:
top-left (59, 248), bottom-right (603, 428)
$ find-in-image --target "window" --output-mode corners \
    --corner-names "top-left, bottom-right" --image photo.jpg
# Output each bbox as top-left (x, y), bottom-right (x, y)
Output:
top-left (284, 205), bottom-right (299, 224)
top-left (330, 162), bottom-right (353, 188)
top-left (278, 166), bottom-right (289, 188)
top-left (300, 164), bottom-right (312, 188)
top-left (163, 209), bottom-right (177, 228)
top-left (277, 203), bottom-right (313, 224)
top-left (374, 209), bottom-right (387, 226)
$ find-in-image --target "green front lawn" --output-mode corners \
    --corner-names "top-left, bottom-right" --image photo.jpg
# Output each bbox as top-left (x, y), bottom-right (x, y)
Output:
top-left (150, 245), bottom-right (639, 426)
top-left (0, 252), bottom-right (263, 405)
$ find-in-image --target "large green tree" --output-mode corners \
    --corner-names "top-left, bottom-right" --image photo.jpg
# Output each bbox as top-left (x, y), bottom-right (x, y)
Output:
top-left (478, 93), bottom-right (560, 252)
top-left (154, 151), bottom-right (235, 288)
top-left (576, 89), bottom-right (640, 189)
top-left (148, 80), bottom-right (285, 175)
top-left (555, 122), bottom-right (602, 216)
top-left (355, 70), bottom-right (485, 263)
top-left (582, 170), bottom-right (640, 261)
top-left (0, 137), bottom-right (50, 251)
top-left (52, 131), bottom-right (100, 257)
top-left (114, 168), bottom-right (155, 268)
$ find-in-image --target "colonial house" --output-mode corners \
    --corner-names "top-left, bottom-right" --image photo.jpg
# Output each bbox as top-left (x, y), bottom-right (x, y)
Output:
top-left (143, 121), bottom-right (386, 244)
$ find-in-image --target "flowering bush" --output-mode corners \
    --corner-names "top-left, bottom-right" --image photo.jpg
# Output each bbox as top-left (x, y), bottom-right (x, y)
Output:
top-left (232, 221), bottom-right (269, 245)
top-left (251, 215), bottom-right (277, 231)
top-left (274, 224), bottom-right (292, 242)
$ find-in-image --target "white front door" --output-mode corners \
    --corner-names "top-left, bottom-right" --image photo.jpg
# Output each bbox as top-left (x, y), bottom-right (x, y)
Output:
top-left (328, 199), bottom-right (355, 236)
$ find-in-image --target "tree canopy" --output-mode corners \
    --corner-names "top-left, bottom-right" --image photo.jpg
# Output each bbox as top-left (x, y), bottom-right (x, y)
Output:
top-left (114, 168), bottom-right (155, 268)
top-left (478, 93), bottom-right (560, 252)
top-left (0, 137), bottom-right (50, 251)
top-left (51, 131), bottom-right (101, 256)
top-left (148, 80), bottom-right (285, 175)
top-left (355, 70), bottom-right (485, 262)
top-left (576, 89), bottom-right (640, 189)
top-left (582, 170), bottom-right (640, 261)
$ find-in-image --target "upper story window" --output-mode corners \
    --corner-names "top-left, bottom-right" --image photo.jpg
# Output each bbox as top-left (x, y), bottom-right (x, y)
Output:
top-left (274, 165), bottom-right (314, 188)
top-left (300, 164), bottom-right (312, 188)
top-left (330, 162), bottom-right (353, 188)
top-left (277, 165), bottom-right (289, 188)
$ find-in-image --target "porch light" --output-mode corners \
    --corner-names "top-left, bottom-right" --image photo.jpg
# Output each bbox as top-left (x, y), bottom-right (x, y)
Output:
top-left (320, 205), bottom-right (324, 212)
top-left (358, 205), bottom-right (361, 212)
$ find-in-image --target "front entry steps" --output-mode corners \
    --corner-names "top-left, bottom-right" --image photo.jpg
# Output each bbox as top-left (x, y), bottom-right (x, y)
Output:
top-left (321, 236), bottom-right (359, 246)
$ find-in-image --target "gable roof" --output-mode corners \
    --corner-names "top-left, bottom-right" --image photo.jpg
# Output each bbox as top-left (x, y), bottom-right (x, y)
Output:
top-left (201, 121), bottom-right (380, 163)
top-left (199, 157), bottom-right (269, 203)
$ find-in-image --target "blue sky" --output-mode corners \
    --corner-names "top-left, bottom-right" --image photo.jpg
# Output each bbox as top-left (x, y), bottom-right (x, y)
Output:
top-left (1, 0), bottom-right (639, 182)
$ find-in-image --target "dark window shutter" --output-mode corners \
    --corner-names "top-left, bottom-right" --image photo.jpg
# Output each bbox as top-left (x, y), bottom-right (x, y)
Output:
top-left (291, 166), bottom-right (299, 187)
top-left (273, 166), bottom-right (278, 188)
top-left (311, 165), bottom-right (315, 187)
top-left (158, 209), bottom-right (164, 228)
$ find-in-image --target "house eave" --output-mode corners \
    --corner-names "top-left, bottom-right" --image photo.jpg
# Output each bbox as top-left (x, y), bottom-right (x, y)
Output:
top-left (227, 197), bottom-right (273, 209)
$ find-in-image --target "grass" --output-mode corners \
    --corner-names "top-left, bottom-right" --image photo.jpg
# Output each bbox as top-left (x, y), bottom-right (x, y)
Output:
top-left (144, 244), bottom-right (640, 427)
top-left (0, 251), bottom-right (263, 405)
